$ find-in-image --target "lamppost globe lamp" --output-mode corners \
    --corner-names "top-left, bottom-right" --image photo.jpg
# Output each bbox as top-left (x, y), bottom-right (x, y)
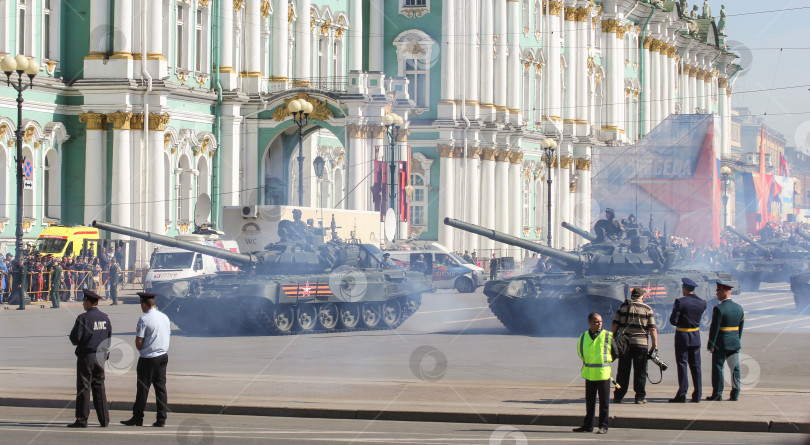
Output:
top-left (288, 98), bottom-right (313, 207)
top-left (541, 138), bottom-right (557, 247)
top-left (3, 54), bottom-right (38, 309)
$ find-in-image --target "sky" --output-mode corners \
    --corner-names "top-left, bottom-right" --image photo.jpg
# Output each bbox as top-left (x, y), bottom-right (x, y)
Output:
top-left (713, 0), bottom-right (810, 151)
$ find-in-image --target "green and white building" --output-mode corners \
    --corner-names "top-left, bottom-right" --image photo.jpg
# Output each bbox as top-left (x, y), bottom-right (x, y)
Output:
top-left (0, 0), bottom-right (738, 263)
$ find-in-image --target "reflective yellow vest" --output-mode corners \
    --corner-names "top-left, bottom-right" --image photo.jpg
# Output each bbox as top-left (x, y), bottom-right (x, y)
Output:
top-left (577, 329), bottom-right (613, 381)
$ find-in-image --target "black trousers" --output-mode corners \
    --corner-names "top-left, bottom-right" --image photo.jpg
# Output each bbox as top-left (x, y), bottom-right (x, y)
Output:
top-left (75, 354), bottom-right (109, 426)
top-left (583, 379), bottom-right (610, 430)
top-left (133, 354), bottom-right (169, 421)
top-left (674, 345), bottom-right (702, 400)
top-left (614, 345), bottom-right (648, 401)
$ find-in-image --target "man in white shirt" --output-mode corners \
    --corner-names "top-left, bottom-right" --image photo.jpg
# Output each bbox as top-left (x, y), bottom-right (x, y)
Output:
top-left (121, 292), bottom-right (171, 427)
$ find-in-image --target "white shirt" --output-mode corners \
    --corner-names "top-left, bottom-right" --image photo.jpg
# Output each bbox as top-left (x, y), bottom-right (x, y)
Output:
top-left (136, 308), bottom-right (171, 358)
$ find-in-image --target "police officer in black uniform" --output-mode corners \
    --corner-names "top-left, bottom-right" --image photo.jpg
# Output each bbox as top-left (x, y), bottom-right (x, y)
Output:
top-left (668, 278), bottom-right (707, 403)
top-left (68, 289), bottom-right (112, 428)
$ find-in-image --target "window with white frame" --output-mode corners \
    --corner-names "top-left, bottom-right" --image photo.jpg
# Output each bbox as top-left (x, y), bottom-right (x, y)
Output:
top-left (175, 3), bottom-right (187, 69)
top-left (333, 38), bottom-right (343, 77)
top-left (393, 30), bottom-right (435, 109)
top-left (522, 0), bottom-right (530, 32)
top-left (17, 0), bottom-right (29, 56)
top-left (42, 0), bottom-right (50, 59)
top-left (409, 173), bottom-right (426, 226)
top-left (534, 67), bottom-right (542, 124)
top-left (194, 7), bottom-right (206, 73)
top-left (403, 0), bottom-right (427, 7)
top-left (534, 0), bottom-right (542, 36)
top-left (522, 177), bottom-right (531, 228)
top-left (522, 62), bottom-right (531, 122)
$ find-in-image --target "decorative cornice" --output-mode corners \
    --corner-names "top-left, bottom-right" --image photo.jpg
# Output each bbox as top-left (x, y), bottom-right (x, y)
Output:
top-left (107, 111), bottom-right (133, 130)
top-left (79, 112), bottom-right (107, 130)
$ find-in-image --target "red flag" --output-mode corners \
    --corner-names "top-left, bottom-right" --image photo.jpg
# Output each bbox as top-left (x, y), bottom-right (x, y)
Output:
top-left (779, 153), bottom-right (789, 177)
top-left (398, 161), bottom-right (408, 221)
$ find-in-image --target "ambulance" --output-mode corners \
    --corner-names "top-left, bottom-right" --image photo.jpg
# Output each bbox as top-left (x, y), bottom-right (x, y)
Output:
top-left (35, 226), bottom-right (101, 258)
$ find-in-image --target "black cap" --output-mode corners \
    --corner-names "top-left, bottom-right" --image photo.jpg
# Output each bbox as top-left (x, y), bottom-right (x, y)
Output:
top-left (630, 287), bottom-right (645, 299)
top-left (82, 289), bottom-right (105, 302)
top-left (136, 292), bottom-right (158, 302)
top-left (681, 278), bottom-right (698, 289)
top-left (605, 208), bottom-right (615, 215)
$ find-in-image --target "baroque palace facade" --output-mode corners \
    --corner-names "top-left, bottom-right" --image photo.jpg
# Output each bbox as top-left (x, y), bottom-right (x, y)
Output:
top-left (0, 0), bottom-right (738, 262)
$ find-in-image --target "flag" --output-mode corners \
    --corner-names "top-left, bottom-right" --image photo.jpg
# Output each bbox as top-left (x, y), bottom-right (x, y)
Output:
top-left (779, 153), bottom-right (789, 177)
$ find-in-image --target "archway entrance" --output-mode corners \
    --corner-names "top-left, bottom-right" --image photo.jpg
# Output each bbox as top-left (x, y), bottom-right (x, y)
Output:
top-left (262, 125), bottom-right (346, 209)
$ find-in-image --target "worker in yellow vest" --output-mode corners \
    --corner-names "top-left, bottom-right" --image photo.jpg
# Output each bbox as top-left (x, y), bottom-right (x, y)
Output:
top-left (574, 312), bottom-right (616, 435)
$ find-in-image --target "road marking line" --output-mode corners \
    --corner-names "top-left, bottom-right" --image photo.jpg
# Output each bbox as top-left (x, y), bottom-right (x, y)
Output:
top-left (743, 302), bottom-right (796, 312)
top-left (747, 316), bottom-right (810, 330)
top-left (736, 295), bottom-right (793, 302)
top-left (443, 316), bottom-right (497, 324)
top-left (415, 307), bottom-right (488, 315)
top-left (743, 315), bottom-right (775, 323)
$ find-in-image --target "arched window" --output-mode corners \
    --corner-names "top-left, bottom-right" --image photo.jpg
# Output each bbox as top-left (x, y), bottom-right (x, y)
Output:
top-left (197, 156), bottom-right (210, 199)
top-left (318, 32), bottom-right (329, 78)
top-left (177, 155), bottom-right (193, 222)
top-left (522, 0), bottom-right (530, 33)
top-left (44, 149), bottom-right (60, 220)
top-left (409, 173), bottom-right (426, 227)
top-left (333, 38), bottom-right (344, 77)
top-left (393, 30), bottom-right (436, 109)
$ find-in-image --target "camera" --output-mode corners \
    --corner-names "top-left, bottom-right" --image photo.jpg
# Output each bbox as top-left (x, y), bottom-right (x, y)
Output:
top-left (648, 349), bottom-right (668, 371)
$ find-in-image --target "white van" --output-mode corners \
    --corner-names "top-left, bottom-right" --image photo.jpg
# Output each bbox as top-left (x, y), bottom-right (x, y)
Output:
top-left (386, 243), bottom-right (486, 293)
top-left (144, 236), bottom-right (239, 291)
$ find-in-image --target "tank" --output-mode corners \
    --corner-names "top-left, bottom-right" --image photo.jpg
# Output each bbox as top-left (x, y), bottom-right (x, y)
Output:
top-left (723, 226), bottom-right (810, 291)
top-left (445, 218), bottom-right (738, 335)
top-left (93, 220), bottom-right (432, 335)
top-left (788, 230), bottom-right (810, 310)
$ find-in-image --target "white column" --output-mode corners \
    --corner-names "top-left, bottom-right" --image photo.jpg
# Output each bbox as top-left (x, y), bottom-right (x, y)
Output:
top-left (603, 22), bottom-right (618, 130)
top-left (218, 104), bottom-right (242, 207)
top-left (346, 127), bottom-right (365, 211)
top-left (147, 114), bottom-right (167, 235)
top-left (507, 0), bottom-right (521, 125)
top-left (369, 0), bottom-right (384, 72)
top-left (574, 155), bottom-right (592, 238)
top-left (689, 67), bottom-right (698, 114)
top-left (147, 0), bottom-right (165, 79)
top-left (563, 10), bottom-right (576, 129)
top-left (244, 0), bottom-right (262, 93)
top-left (89, 0), bottom-right (109, 53)
top-left (494, 0), bottom-right (507, 114)
top-left (82, 118), bottom-right (105, 224)
top-left (696, 70), bottom-right (705, 113)
top-left (271, 0), bottom-right (289, 82)
top-left (641, 39), bottom-right (651, 134)
top-left (508, 152), bottom-right (522, 251)
top-left (465, 149), bottom-right (482, 252)
top-left (349, 0), bottom-right (363, 71)
top-left (466, 0), bottom-right (480, 118)
top-left (704, 76), bottom-right (713, 113)
top-left (480, 0), bottom-right (495, 121)
top-left (494, 150), bottom-right (510, 252)
top-left (440, 0), bottom-right (457, 118)
top-left (295, 0), bottom-right (312, 81)
top-left (111, 0), bottom-right (133, 76)
top-left (667, 52), bottom-right (677, 116)
top-left (612, 31), bottom-right (624, 134)
top-left (650, 41), bottom-right (661, 126)
top-left (109, 113), bottom-right (132, 234)
top-left (660, 49), bottom-right (670, 121)
top-left (719, 80), bottom-right (730, 156)
top-left (218, 0), bottom-right (237, 89)
top-left (480, 148), bottom-right (497, 254)
top-left (557, 154), bottom-right (570, 249)
top-left (438, 147), bottom-right (457, 251)
top-left (546, 3), bottom-right (562, 126)
top-left (575, 10), bottom-right (588, 135)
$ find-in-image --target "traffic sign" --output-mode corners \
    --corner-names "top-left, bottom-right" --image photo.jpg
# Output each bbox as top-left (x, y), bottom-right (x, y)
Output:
top-left (23, 159), bottom-right (32, 179)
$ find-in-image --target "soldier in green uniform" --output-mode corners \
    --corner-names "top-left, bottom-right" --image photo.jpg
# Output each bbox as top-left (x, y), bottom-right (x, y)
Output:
top-left (706, 281), bottom-right (744, 401)
top-left (50, 260), bottom-right (62, 309)
top-left (108, 259), bottom-right (120, 306)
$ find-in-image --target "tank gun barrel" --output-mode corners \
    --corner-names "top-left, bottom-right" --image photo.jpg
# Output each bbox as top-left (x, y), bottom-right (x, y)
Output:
top-left (92, 220), bottom-right (257, 266)
top-left (443, 218), bottom-right (581, 265)
top-left (725, 225), bottom-right (770, 254)
top-left (795, 229), bottom-right (810, 242)
top-left (561, 221), bottom-right (598, 242)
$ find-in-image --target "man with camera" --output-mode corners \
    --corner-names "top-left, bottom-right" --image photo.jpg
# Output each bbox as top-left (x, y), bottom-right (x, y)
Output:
top-left (611, 287), bottom-right (658, 404)
top-left (669, 277), bottom-right (707, 403)
top-left (707, 281), bottom-right (744, 401)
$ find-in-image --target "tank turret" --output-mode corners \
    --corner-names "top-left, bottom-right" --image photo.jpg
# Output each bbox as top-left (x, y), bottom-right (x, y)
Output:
top-left (93, 219), bottom-right (431, 335)
top-left (443, 217), bottom-right (737, 336)
top-left (795, 229), bottom-right (810, 243)
top-left (721, 225), bottom-right (810, 291)
top-left (561, 221), bottom-right (598, 242)
top-left (725, 225), bottom-right (770, 255)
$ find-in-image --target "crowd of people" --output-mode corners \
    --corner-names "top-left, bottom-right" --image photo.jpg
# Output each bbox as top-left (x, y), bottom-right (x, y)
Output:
top-left (1, 243), bottom-right (127, 305)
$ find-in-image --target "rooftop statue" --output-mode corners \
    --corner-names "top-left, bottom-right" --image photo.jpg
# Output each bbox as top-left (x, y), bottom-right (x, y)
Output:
top-left (718, 5), bottom-right (727, 35)
top-left (701, 0), bottom-right (712, 19)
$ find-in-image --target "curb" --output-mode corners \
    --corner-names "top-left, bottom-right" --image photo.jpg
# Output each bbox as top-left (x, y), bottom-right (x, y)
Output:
top-left (2, 397), bottom-right (808, 433)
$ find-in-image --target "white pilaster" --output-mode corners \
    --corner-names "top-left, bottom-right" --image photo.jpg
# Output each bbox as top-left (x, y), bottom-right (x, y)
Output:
top-left (244, 0), bottom-right (263, 93)
top-left (575, 11), bottom-right (588, 135)
top-left (147, 0), bottom-right (166, 79)
top-left (641, 40), bottom-right (651, 135)
top-left (295, 0), bottom-right (312, 81)
top-left (494, 0), bottom-right (507, 116)
top-left (108, 0), bottom-right (133, 77)
top-left (147, 119), bottom-right (166, 235)
top-left (349, 0), bottom-right (363, 71)
top-left (557, 154), bottom-right (570, 249)
top-left (218, 104), bottom-right (242, 207)
top-left (494, 150), bottom-right (510, 252)
top-left (480, 148), bottom-right (497, 254)
top-left (480, 0), bottom-right (495, 122)
top-left (369, 0), bottom-right (384, 72)
top-left (465, 149), bottom-right (482, 251)
top-left (650, 43), bottom-right (661, 126)
top-left (219, 0), bottom-right (237, 89)
top-left (83, 128), bottom-right (105, 224)
top-left (465, 0), bottom-right (480, 119)
top-left (564, 10), bottom-right (576, 130)
top-left (508, 152), bottom-right (522, 252)
top-left (438, 147), bottom-right (457, 251)
top-left (440, 0), bottom-right (457, 117)
top-left (546, 2), bottom-right (562, 126)
top-left (719, 83), bottom-right (730, 156)
top-left (507, 0), bottom-right (521, 125)
top-left (660, 49), bottom-right (669, 121)
top-left (110, 126), bottom-right (132, 234)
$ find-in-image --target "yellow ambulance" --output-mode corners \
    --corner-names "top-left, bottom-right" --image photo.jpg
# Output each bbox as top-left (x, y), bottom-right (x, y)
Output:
top-left (35, 226), bottom-right (101, 258)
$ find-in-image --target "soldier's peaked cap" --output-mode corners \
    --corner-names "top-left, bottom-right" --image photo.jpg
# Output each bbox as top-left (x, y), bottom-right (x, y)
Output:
top-left (136, 292), bottom-right (158, 301)
top-left (681, 278), bottom-right (698, 288)
top-left (716, 281), bottom-right (734, 290)
top-left (82, 289), bottom-right (105, 302)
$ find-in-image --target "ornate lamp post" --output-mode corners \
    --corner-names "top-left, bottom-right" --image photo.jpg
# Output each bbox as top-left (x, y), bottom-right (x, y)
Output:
top-left (287, 98), bottom-right (314, 206)
top-left (382, 113), bottom-right (404, 238)
top-left (313, 155), bottom-right (325, 207)
top-left (721, 166), bottom-right (732, 228)
top-left (541, 138), bottom-right (558, 247)
top-left (2, 55), bottom-right (38, 310)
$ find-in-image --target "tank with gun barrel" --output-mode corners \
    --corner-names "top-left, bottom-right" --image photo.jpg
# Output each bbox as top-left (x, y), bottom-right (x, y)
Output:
top-left (787, 229), bottom-right (810, 310)
top-left (444, 218), bottom-right (738, 335)
top-left (93, 218), bottom-right (432, 335)
top-left (724, 225), bottom-right (810, 292)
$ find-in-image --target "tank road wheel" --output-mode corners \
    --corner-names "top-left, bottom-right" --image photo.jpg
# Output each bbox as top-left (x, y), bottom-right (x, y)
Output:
top-left (361, 302), bottom-right (382, 329)
top-left (338, 303), bottom-right (361, 329)
top-left (381, 299), bottom-right (403, 329)
top-left (653, 305), bottom-right (674, 334)
top-left (271, 305), bottom-right (295, 334)
top-left (296, 305), bottom-right (318, 332)
top-left (454, 277), bottom-right (475, 293)
top-left (317, 303), bottom-right (340, 331)
top-left (404, 295), bottom-right (422, 315)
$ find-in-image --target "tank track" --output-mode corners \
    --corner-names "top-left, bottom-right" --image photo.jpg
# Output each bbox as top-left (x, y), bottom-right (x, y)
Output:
top-left (164, 295), bottom-right (419, 336)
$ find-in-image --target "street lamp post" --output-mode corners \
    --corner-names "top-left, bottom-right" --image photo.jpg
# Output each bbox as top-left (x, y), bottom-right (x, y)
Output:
top-left (721, 166), bottom-right (732, 228)
top-left (2, 55), bottom-right (38, 310)
top-left (541, 138), bottom-right (558, 247)
top-left (382, 113), bottom-right (403, 239)
top-left (313, 155), bottom-right (325, 207)
top-left (287, 98), bottom-right (314, 206)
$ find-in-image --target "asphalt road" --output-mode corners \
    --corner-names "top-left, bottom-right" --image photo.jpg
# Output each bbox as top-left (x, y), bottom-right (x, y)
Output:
top-left (0, 406), bottom-right (805, 445)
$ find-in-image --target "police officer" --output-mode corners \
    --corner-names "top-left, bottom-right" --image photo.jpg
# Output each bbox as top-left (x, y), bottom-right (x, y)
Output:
top-left (121, 292), bottom-right (172, 427)
top-left (707, 281), bottom-right (744, 401)
top-left (67, 290), bottom-right (111, 428)
top-left (50, 259), bottom-right (62, 309)
top-left (108, 259), bottom-right (120, 306)
top-left (669, 278), bottom-right (707, 403)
